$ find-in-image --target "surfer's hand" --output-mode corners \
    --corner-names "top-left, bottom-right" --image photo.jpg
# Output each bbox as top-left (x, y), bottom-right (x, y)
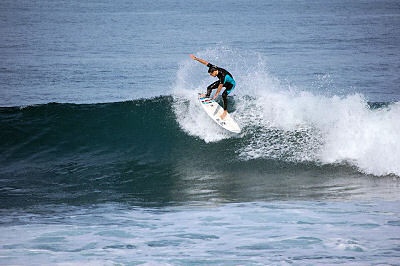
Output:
top-left (213, 95), bottom-right (217, 100)
top-left (189, 54), bottom-right (196, 60)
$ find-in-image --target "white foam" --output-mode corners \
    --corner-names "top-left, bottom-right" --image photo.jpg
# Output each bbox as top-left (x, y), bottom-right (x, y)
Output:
top-left (320, 100), bottom-right (400, 176)
top-left (172, 47), bottom-right (400, 176)
top-left (173, 93), bottom-right (231, 143)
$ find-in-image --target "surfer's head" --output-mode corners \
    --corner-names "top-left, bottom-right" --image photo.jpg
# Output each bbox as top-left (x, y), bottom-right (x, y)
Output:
top-left (208, 66), bottom-right (218, 77)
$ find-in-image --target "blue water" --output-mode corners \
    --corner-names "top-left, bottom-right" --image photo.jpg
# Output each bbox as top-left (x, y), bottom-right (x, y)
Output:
top-left (1, 0), bottom-right (400, 264)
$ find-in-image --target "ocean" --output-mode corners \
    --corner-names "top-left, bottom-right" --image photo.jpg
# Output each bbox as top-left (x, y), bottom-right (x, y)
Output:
top-left (1, 0), bottom-right (400, 265)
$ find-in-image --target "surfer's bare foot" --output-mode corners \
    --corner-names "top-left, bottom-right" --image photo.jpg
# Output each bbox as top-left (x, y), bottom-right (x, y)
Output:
top-left (220, 110), bottom-right (227, 119)
top-left (200, 94), bottom-right (206, 98)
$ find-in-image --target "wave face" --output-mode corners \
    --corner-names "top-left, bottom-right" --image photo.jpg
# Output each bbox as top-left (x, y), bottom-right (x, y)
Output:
top-left (172, 48), bottom-right (400, 177)
top-left (1, 97), bottom-right (398, 181)
top-left (0, 98), bottom-right (182, 175)
top-left (0, 96), bottom-right (399, 209)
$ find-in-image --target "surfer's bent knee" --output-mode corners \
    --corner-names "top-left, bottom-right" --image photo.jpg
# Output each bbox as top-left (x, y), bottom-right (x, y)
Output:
top-left (206, 81), bottom-right (220, 97)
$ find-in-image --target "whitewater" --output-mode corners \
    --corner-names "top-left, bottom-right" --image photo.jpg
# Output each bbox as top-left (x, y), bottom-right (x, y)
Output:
top-left (173, 48), bottom-right (400, 177)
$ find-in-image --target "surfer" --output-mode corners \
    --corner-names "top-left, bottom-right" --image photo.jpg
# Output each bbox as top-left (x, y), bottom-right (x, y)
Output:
top-left (189, 54), bottom-right (236, 119)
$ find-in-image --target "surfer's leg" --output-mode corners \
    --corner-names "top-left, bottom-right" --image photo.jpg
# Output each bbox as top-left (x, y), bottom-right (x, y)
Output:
top-left (220, 88), bottom-right (229, 119)
top-left (222, 89), bottom-right (228, 110)
top-left (220, 83), bottom-right (235, 119)
top-left (206, 81), bottom-right (220, 97)
top-left (221, 83), bottom-right (234, 110)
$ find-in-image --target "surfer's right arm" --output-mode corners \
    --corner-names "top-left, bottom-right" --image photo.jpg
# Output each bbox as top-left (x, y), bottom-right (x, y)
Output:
top-left (189, 54), bottom-right (209, 66)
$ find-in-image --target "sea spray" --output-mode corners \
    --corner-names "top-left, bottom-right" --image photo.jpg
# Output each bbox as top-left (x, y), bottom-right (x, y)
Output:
top-left (172, 48), bottom-right (400, 176)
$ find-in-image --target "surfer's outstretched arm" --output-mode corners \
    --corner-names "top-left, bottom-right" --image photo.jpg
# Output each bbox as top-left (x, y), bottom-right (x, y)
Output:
top-left (189, 54), bottom-right (209, 66)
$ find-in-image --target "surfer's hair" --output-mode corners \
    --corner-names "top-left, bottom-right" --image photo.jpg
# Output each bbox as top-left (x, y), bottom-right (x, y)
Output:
top-left (208, 66), bottom-right (218, 73)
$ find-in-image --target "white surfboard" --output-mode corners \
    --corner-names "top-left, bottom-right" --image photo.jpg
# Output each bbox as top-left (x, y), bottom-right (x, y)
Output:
top-left (198, 93), bottom-right (241, 133)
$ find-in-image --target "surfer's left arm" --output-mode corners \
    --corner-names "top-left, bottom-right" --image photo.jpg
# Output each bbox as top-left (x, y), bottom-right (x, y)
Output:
top-left (213, 83), bottom-right (224, 100)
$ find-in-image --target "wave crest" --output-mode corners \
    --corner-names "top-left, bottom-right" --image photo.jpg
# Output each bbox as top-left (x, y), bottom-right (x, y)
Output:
top-left (172, 47), bottom-right (400, 176)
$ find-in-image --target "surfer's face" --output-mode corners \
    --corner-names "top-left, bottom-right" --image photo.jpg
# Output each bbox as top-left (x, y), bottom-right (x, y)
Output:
top-left (209, 70), bottom-right (218, 77)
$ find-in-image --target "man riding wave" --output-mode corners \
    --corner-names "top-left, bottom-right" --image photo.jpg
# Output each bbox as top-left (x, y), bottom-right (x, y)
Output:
top-left (190, 54), bottom-right (236, 119)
